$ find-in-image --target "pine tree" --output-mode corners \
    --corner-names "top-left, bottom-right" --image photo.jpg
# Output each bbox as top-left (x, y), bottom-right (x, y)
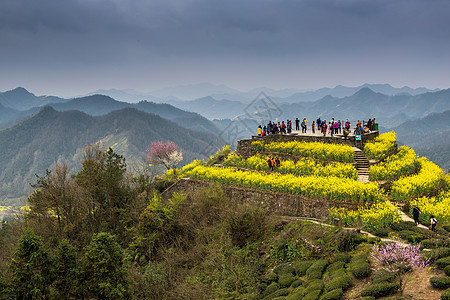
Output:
top-left (8, 230), bottom-right (55, 299)
top-left (54, 239), bottom-right (78, 298)
top-left (82, 232), bottom-right (130, 299)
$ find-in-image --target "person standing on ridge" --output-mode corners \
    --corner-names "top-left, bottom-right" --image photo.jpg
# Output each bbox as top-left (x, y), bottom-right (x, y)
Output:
top-left (430, 215), bottom-right (437, 232)
top-left (295, 118), bottom-right (300, 130)
top-left (412, 203), bottom-right (421, 225)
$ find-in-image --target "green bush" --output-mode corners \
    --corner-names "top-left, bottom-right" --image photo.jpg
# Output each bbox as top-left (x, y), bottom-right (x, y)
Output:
top-left (390, 221), bottom-right (416, 231)
top-left (326, 261), bottom-right (346, 274)
top-left (287, 286), bottom-right (305, 299)
top-left (426, 247), bottom-right (450, 262)
top-left (264, 288), bottom-right (290, 299)
top-left (263, 282), bottom-right (279, 298)
top-left (430, 277), bottom-right (450, 289)
top-left (224, 206), bottom-right (267, 247)
top-left (441, 287), bottom-right (450, 300)
top-left (278, 273), bottom-right (295, 288)
top-left (360, 297), bottom-right (376, 300)
top-left (445, 265), bottom-right (450, 277)
top-left (351, 253), bottom-right (369, 264)
top-left (383, 297), bottom-right (404, 300)
top-left (444, 225), bottom-right (450, 232)
top-left (304, 279), bottom-right (324, 294)
top-left (274, 263), bottom-right (295, 276)
top-left (302, 289), bottom-right (321, 300)
top-left (350, 262), bottom-right (371, 279)
top-left (325, 274), bottom-right (352, 292)
top-left (397, 230), bottom-right (425, 243)
top-left (330, 270), bottom-right (347, 280)
top-left (436, 257), bottom-right (450, 270)
top-left (333, 253), bottom-right (351, 264)
top-left (374, 228), bottom-right (390, 237)
top-left (295, 260), bottom-right (314, 276)
top-left (321, 288), bottom-right (343, 300)
top-left (258, 283), bottom-right (268, 293)
top-left (290, 278), bottom-right (304, 288)
top-left (360, 282), bottom-right (399, 298)
top-left (421, 239), bottom-right (444, 249)
top-left (306, 259), bottom-right (328, 279)
top-left (334, 230), bottom-right (365, 252)
top-left (370, 269), bottom-right (396, 284)
top-left (262, 272), bottom-right (279, 284)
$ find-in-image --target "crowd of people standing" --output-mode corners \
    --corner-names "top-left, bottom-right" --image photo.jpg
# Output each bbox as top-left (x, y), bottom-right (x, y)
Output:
top-left (257, 117), bottom-right (376, 137)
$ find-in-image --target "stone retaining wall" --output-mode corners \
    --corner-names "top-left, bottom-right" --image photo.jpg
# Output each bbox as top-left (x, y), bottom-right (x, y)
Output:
top-left (162, 178), bottom-right (362, 220)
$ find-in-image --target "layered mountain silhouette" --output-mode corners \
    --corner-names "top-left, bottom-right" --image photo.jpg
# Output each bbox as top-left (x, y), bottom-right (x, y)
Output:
top-left (0, 106), bottom-right (224, 204)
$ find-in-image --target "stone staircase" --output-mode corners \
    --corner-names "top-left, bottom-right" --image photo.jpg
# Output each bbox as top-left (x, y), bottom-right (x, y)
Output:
top-left (353, 147), bottom-right (370, 183)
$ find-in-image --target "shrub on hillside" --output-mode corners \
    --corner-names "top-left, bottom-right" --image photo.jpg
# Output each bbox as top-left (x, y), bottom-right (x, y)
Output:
top-left (287, 286), bottom-right (305, 299)
top-left (326, 261), bottom-right (346, 274)
top-left (425, 247), bottom-right (450, 263)
top-left (444, 265), bottom-right (450, 277)
top-left (436, 257), bottom-right (450, 270)
top-left (333, 253), bottom-right (351, 264)
top-left (304, 279), bottom-right (324, 294)
top-left (265, 288), bottom-right (290, 299)
top-left (390, 221), bottom-right (416, 232)
top-left (360, 297), bottom-right (376, 300)
top-left (295, 260), bottom-right (314, 276)
top-left (262, 272), bottom-right (278, 284)
top-left (306, 259), bottom-right (328, 279)
top-left (274, 263), bottom-right (295, 276)
top-left (334, 230), bottom-right (365, 252)
top-left (262, 282), bottom-right (279, 298)
top-left (374, 228), bottom-right (390, 237)
top-left (370, 269), bottom-right (396, 284)
top-left (430, 276), bottom-right (450, 289)
top-left (302, 289), bottom-right (322, 300)
top-left (397, 230), bottom-right (425, 244)
top-left (278, 273), bottom-right (295, 288)
top-left (321, 288), bottom-right (343, 300)
top-left (350, 262), bottom-right (371, 279)
top-left (360, 282), bottom-right (399, 298)
top-left (442, 287), bottom-right (450, 300)
top-left (421, 239), bottom-right (446, 249)
top-left (325, 274), bottom-right (352, 292)
top-left (291, 278), bottom-right (304, 288)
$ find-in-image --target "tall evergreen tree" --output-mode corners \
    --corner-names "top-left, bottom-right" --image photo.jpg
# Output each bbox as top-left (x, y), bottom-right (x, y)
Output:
top-left (82, 232), bottom-right (130, 299)
top-left (8, 230), bottom-right (54, 299)
top-left (54, 239), bottom-right (78, 298)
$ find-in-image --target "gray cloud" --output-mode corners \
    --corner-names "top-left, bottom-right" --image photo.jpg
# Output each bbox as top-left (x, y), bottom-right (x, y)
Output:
top-left (1, 0), bottom-right (449, 96)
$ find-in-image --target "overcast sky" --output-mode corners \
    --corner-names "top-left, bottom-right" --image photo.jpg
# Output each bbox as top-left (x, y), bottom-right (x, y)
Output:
top-left (1, 0), bottom-right (449, 97)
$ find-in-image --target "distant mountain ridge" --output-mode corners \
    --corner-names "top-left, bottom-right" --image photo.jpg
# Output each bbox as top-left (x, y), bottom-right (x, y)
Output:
top-left (0, 106), bottom-right (225, 205)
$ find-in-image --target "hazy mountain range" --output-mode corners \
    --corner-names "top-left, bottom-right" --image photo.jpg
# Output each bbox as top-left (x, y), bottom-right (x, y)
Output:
top-left (0, 84), bottom-right (448, 205)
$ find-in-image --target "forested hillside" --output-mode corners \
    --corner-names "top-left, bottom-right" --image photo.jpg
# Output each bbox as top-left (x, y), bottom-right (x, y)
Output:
top-left (0, 133), bottom-right (449, 299)
top-left (0, 106), bottom-right (224, 205)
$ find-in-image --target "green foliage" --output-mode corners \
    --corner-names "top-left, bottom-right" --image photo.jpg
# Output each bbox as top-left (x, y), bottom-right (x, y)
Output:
top-left (425, 247), bottom-right (450, 263)
top-left (302, 289), bottom-right (322, 300)
top-left (270, 239), bottom-right (301, 263)
top-left (291, 278), bottom-right (304, 288)
top-left (442, 287), bottom-right (450, 300)
top-left (436, 257), bottom-right (450, 270)
top-left (207, 145), bottom-right (231, 166)
top-left (374, 228), bottom-right (390, 237)
top-left (360, 282), bottom-right (399, 298)
top-left (430, 276), bottom-right (450, 289)
top-left (304, 279), bottom-right (324, 294)
top-left (350, 262), bottom-right (371, 279)
top-left (262, 282), bottom-right (279, 298)
top-left (332, 254), bottom-right (351, 264)
top-left (333, 230), bottom-right (365, 252)
top-left (390, 221), bottom-right (417, 231)
top-left (397, 230), bottom-right (425, 244)
top-left (54, 239), bottom-right (78, 298)
top-left (326, 261), bottom-right (346, 274)
top-left (81, 232), bottom-right (130, 299)
top-left (274, 263), bottom-right (295, 276)
top-left (265, 288), bottom-right (290, 299)
top-left (278, 273), bottom-right (295, 288)
top-left (224, 205), bottom-right (267, 248)
top-left (295, 260), bottom-right (314, 276)
top-left (325, 274), bottom-right (352, 292)
top-left (306, 259), bottom-right (328, 279)
top-left (321, 288), bottom-right (343, 300)
top-left (444, 265), bottom-right (450, 277)
top-left (287, 286), bottom-right (305, 299)
top-left (370, 269), bottom-right (396, 284)
top-left (360, 297), bottom-right (376, 300)
top-left (8, 230), bottom-right (55, 299)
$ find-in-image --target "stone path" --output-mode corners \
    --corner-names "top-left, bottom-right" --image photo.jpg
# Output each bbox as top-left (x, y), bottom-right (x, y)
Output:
top-left (397, 209), bottom-right (429, 229)
top-left (352, 147), bottom-right (370, 183)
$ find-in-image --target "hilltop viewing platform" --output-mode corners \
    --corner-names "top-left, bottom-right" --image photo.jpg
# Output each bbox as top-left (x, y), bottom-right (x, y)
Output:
top-left (237, 129), bottom-right (379, 158)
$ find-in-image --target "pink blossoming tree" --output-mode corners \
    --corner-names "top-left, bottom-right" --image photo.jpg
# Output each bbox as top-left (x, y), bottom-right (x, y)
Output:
top-left (371, 242), bottom-right (430, 295)
top-left (146, 141), bottom-right (183, 172)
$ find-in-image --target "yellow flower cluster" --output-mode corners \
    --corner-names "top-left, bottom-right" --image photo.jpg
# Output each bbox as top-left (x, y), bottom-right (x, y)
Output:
top-left (329, 200), bottom-right (401, 231)
top-left (415, 191), bottom-right (450, 225)
top-left (369, 146), bottom-right (418, 181)
top-left (182, 164), bottom-right (385, 203)
top-left (223, 153), bottom-right (358, 180)
top-left (251, 140), bottom-right (355, 162)
top-left (391, 157), bottom-right (444, 202)
top-left (363, 132), bottom-right (397, 159)
top-left (0, 206), bottom-right (9, 212)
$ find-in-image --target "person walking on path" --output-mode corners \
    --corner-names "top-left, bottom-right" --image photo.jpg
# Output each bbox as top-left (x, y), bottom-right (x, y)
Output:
top-left (412, 203), bottom-right (421, 225)
top-left (312, 121), bottom-right (315, 133)
top-left (430, 215), bottom-right (437, 232)
top-left (295, 118), bottom-right (300, 130)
